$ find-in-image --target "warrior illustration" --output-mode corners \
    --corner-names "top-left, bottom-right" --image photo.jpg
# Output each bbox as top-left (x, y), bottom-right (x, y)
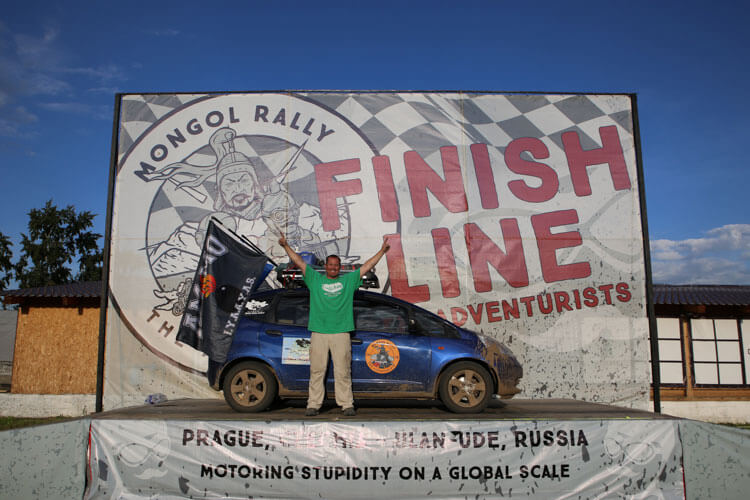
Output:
top-left (146, 127), bottom-right (326, 314)
top-left (149, 127), bottom-right (266, 246)
top-left (260, 181), bottom-right (342, 261)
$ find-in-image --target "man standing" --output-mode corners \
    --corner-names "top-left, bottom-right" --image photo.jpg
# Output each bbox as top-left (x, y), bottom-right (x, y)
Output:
top-left (278, 235), bottom-right (390, 416)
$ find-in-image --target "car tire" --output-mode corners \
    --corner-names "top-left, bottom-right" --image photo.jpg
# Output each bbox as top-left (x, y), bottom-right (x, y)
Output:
top-left (222, 361), bottom-right (278, 413)
top-left (438, 361), bottom-right (493, 413)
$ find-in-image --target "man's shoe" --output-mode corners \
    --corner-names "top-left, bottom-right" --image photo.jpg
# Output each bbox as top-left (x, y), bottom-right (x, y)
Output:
top-left (342, 407), bottom-right (356, 416)
top-left (305, 408), bottom-right (319, 416)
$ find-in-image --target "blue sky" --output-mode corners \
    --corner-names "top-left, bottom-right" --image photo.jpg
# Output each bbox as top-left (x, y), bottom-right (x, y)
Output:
top-left (0, 0), bottom-right (748, 285)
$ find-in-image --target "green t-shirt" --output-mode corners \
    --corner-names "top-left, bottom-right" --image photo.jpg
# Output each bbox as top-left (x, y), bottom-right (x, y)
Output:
top-left (303, 267), bottom-right (362, 334)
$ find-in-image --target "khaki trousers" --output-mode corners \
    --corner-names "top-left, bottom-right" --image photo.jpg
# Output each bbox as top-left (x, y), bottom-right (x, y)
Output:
top-left (307, 332), bottom-right (353, 410)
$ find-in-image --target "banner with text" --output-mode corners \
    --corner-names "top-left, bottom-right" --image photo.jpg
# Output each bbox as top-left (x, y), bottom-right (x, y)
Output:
top-left (105, 92), bottom-right (648, 408)
top-left (85, 419), bottom-right (683, 499)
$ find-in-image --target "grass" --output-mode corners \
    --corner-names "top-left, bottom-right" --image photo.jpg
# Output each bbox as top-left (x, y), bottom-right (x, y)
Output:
top-left (722, 423), bottom-right (750, 430)
top-left (0, 416), bottom-right (73, 431)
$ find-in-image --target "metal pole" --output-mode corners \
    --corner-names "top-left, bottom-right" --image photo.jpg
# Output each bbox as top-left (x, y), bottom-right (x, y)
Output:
top-left (631, 94), bottom-right (661, 413)
top-left (95, 94), bottom-right (122, 413)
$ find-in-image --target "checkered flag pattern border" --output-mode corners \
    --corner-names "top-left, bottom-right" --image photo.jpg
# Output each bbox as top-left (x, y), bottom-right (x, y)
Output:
top-left (117, 92), bottom-right (633, 165)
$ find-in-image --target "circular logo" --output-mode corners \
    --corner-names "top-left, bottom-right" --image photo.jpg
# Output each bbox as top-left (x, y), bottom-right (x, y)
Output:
top-left (111, 93), bottom-right (396, 373)
top-left (365, 339), bottom-right (400, 374)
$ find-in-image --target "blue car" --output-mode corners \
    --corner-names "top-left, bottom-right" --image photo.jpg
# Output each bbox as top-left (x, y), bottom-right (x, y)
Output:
top-left (212, 288), bottom-right (523, 413)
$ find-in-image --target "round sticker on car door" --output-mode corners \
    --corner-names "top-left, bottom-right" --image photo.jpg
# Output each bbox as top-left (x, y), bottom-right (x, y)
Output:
top-left (365, 339), bottom-right (400, 374)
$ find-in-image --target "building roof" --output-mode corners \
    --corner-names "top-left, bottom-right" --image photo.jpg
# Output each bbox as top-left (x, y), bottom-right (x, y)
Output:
top-left (0, 281), bottom-right (102, 302)
top-left (653, 284), bottom-right (750, 306)
top-left (1, 281), bottom-right (748, 307)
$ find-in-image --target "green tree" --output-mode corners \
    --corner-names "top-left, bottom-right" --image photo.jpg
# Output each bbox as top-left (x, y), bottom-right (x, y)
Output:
top-left (14, 200), bottom-right (103, 288)
top-left (0, 231), bottom-right (13, 290)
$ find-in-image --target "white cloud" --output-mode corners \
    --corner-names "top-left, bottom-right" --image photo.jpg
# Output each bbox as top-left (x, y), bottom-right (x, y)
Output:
top-left (37, 102), bottom-right (112, 120)
top-left (0, 22), bottom-right (125, 136)
top-left (62, 63), bottom-right (125, 83)
top-left (650, 224), bottom-right (750, 284)
top-left (0, 105), bottom-right (39, 137)
top-left (146, 28), bottom-right (180, 37)
top-left (12, 106), bottom-right (37, 124)
top-left (13, 27), bottom-right (63, 69)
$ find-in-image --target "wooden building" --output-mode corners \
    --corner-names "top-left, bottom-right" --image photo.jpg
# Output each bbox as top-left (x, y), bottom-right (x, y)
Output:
top-left (0, 282), bottom-right (101, 394)
top-left (652, 284), bottom-right (750, 421)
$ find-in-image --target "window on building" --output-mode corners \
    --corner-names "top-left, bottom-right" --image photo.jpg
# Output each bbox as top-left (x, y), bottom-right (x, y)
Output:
top-left (690, 319), bottom-right (745, 386)
top-left (654, 317), bottom-right (685, 385)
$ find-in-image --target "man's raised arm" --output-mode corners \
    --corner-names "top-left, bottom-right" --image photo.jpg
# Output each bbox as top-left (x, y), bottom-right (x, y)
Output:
top-left (278, 234), bottom-right (307, 274)
top-left (360, 237), bottom-right (391, 277)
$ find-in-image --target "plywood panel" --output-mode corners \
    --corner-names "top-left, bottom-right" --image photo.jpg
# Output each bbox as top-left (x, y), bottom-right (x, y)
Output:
top-left (11, 305), bottom-right (98, 394)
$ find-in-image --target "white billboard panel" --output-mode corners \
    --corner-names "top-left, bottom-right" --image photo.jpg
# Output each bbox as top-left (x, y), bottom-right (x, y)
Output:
top-left (105, 92), bottom-right (649, 409)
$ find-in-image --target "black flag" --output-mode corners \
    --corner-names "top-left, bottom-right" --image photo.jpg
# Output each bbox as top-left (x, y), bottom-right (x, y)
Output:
top-left (176, 219), bottom-right (270, 364)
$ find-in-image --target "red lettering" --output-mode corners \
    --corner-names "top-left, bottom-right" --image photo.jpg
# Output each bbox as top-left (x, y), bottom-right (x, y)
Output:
top-left (314, 159), bottom-right (362, 231)
top-left (616, 282), bottom-right (632, 302)
top-left (562, 126), bottom-right (631, 196)
top-left (538, 294), bottom-right (553, 314)
top-left (372, 155), bottom-right (399, 222)
top-left (451, 307), bottom-right (468, 326)
top-left (531, 210), bottom-right (591, 283)
top-left (486, 301), bottom-right (502, 322)
top-left (505, 137), bottom-right (559, 202)
top-left (440, 282), bottom-right (627, 324)
top-left (573, 289), bottom-right (582, 309)
top-left (583, 287), bottom-right (598, 307)
top-left (554, 291), bottom-right (573, 312)
top-left (431, 228), bottom-right (460, 298)
top-left (470, 143), bottom-right (499, 209)
top-left (382, 233), bottom-right (430, 303)
top-left (467, 303), bottom-right (484, 324)
top-left (598, 284), bottom-right (614, 304)
top-left (465, 220), bottom-right (529, 291)
top-left (502, 299), bottom-right (520, 320)
top-left (405, 146), bottom-right (468, 217)
top-left (520, 296), bottom-right (535, 316)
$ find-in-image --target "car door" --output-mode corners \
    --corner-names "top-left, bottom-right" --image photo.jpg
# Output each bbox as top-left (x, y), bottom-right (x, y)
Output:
top-left (259, 292), bottom-right (312, 391)
top-left (350, 297), bottom-right (431, 392)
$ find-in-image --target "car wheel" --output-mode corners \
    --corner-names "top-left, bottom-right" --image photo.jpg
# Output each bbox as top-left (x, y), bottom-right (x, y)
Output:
top-left (222, 361), bottom-right (278, 413)
top-left (438, 361), bottom-right (493, 413)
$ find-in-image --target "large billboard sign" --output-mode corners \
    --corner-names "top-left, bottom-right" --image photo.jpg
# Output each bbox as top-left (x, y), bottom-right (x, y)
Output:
top-left (104, 92), bottom-right (649, 409)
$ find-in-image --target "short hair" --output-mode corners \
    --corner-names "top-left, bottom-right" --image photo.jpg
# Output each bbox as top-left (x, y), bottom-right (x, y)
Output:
top-left (325, 254), bottom-right (341, 265)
